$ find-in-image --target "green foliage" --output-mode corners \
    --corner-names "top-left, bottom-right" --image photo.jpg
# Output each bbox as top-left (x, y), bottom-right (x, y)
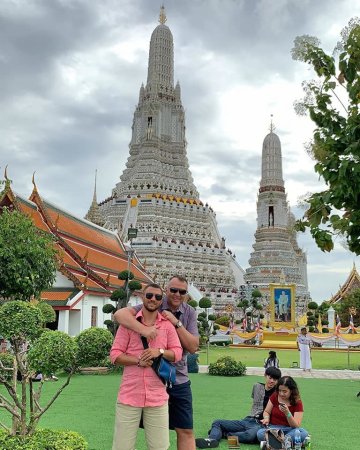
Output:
top-left (292, 19), bottom-right (360, 255)
top-left (0, 428), bottom-right (88, 450)
top-left (35, 301), bottom-right (56, 325)
top-left (28, 330), bottom-right (77, 376)
top-left (208, 314), bottom-right (216, 321)
top-left (188, 299), bottom-right (198, 309)
top-left (308, 301), bottom-right (319, 310)
top-left (75, 327), bottom-right (113, 367)
top-left (128, 280), bottom-right (142, 291)
top-left (251, 289), bottom-right (262, 298)
top-left (0, 208), bottom-right (58, 300)
top-left (0, 301), bottom-right (43, 342)
top-left (102, 303), bottom-right (116, 314)
top-left (118, 270), bottom-right (134, 281)
top-left (322, 327), bottom-right (330, 333)
top-left (110, 288), bottom-right (126, 301)
top-left (214, 316), bottom-right (230, 327)
top-left (199, 297), bottom-right (212, 309)
top-left (0, 352), bottom-right (14, 382)
top-left (208, 356), bottom-right (246, 377)
top-left (336, 288), bottom-right (360, 326)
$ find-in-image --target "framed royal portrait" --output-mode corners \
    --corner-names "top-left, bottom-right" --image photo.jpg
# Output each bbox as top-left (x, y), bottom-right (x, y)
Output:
top-left (269, 284), bottom-right (296, 328)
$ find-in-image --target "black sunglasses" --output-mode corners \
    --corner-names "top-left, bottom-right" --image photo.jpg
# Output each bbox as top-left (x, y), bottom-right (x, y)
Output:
top-left (169, 287), bottom-right (187, 295)
top-left (145, 292), bottom-right (163, 301)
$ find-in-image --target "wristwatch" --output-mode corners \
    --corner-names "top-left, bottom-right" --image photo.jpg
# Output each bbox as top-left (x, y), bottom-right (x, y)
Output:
top-left (159, 348), bottom-right (165, 355)
top-left (175, 320), bottom-right (183, 329)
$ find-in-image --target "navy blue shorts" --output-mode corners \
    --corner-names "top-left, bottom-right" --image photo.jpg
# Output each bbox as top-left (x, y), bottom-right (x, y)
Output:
top-left (168, 380), bottom-right (193, 430)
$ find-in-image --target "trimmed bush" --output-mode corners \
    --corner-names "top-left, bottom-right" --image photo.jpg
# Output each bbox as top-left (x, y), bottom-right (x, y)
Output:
top-left (75, 327), bottom-right (113, 367)
top-left (0, 301), bottom-right (43, 342)
top-left (0, 428), bottom-right (88, 449)
top-left (208, 356), bottom-right (246, 376)
top-left (103, 303), bottom-right (116, 314)
top-left (28, 330), bottom-right (77, 376)
top-left (214, 316), bottom-right (230, 327)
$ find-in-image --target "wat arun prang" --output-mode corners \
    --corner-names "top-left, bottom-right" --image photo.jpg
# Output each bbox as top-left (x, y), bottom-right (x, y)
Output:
top-left (96, 8), bottom-right (244, 309)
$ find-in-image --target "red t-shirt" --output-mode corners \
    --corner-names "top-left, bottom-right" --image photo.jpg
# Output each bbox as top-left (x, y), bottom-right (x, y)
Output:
top-left (269, 392), bottom-right (303, 426)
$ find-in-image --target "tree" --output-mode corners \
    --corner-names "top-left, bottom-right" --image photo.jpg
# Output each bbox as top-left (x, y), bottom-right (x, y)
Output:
top-left (0, 208), bottom-right (59, 301)
top-left (0, 301), bottom-right (78, 437)
top-left (335, 288), bottom-right (360, 327)
top-left (291, 18), bottom-right (360, 255)
top-left (102, 270), bottom-right (142, 335)
top-left (237, 289), bottom-right (263, 331)
top-left (197, 297), bottom-right (219, 364)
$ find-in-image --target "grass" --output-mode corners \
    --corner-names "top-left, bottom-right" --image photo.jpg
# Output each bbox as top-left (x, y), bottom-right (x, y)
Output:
top-left (198, 346), bottom-right (360, 370)
top-left (1, 370), bottom-right (360, 450)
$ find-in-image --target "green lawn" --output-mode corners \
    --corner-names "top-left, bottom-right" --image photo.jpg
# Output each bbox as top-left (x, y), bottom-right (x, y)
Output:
top-left (1, 371), bottom-right (359, 450)
top-left (198, 346), bottom-right (360, 370)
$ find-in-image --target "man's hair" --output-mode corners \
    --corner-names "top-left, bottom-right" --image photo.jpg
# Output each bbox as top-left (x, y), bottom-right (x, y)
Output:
top-left (168, 275), bottom-right (188, 285)
top-left (301, 327), bottom-right (307, 332)
top-left (265, 366), bottom-right (281, 380)
top-left (143, 283), bottom-right (163, 292)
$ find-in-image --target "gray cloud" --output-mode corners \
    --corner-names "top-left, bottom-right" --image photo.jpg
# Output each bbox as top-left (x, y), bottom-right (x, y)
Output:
top-left (1, 0), bottom-right (358, 302)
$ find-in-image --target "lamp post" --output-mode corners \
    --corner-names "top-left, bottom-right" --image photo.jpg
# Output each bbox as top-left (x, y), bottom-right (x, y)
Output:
top-left (126, 227), bottom-right (137, 304)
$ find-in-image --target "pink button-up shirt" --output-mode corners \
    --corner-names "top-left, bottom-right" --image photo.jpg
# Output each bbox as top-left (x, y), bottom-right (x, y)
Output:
top-left (110, 310), bottom-right (183, 407)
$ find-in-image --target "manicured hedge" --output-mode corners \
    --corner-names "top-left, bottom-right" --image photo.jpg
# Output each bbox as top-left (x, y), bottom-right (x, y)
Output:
top-left (0, 429), bottom-right (88, 450)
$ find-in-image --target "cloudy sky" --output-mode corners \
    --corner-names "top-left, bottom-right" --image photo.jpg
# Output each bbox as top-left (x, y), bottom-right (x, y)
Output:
top-left (1, 0), bottom-right (359, 302)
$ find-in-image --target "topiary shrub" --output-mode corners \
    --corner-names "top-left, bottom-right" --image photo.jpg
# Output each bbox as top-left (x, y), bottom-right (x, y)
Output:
top-left (208, 356), bottom-right (246, 377)
top-left (215, 316), bottom-right (230, 327)
top-left (0, 428), bottom-right (88, 449)
top-left (103, 303), bottom-right (116, 314)
top-left (28, 330), bottom-right (77, 376)
top-left (75, 327), bottom-right (113, 367)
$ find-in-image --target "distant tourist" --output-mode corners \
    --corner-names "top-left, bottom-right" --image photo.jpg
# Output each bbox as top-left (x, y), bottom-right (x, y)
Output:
top-left (257, 376), bottom-right (309, 447)
top-left (297, 327), bottom-right (312, 371)
top-left (264, 351), bottom-right (280, 369)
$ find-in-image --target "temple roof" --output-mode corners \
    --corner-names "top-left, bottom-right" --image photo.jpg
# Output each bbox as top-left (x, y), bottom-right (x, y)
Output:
top-left (0, 177), bottom-right (152, 308)
top-left (329, 263), bottom-right (360, 304)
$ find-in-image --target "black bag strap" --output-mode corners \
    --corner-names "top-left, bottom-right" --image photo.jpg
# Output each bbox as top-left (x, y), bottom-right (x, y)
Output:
top-left (136, 316), bottom-right (149, 349)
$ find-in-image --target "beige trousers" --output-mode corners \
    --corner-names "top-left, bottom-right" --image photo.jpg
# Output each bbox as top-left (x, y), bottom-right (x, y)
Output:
top-left (112, 402), bottom-right (169, 450)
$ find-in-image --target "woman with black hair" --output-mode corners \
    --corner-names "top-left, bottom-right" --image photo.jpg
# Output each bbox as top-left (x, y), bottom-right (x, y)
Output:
top-left (257, 376), bottom-right (309, 446)
top-left (264, 351), bottom-right (279, 369)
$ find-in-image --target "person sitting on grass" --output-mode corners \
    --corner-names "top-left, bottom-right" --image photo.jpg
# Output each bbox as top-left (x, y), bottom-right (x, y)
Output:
top-left (257, 376), bottom-right (309, 448)
top-left (195, 367), bottom-right (281, 449)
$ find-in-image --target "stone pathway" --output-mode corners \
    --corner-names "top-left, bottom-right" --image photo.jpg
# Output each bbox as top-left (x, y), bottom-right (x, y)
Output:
top-left (198, 365), bottom-right (360, 380)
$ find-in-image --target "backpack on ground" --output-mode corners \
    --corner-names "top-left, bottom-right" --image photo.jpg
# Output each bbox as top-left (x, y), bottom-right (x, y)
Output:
top-left (263, 428), bottom-right (291, 450)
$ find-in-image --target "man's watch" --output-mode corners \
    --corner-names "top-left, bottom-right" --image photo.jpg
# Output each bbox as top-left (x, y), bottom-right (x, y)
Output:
top-left (175, 320), bottom-right (183, 329)
top-left (159, 348), bottom-right (165, 355)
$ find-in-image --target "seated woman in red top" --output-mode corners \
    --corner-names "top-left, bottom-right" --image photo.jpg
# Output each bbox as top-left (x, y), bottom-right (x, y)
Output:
top-left (257, 376), bottom-right (309, 446)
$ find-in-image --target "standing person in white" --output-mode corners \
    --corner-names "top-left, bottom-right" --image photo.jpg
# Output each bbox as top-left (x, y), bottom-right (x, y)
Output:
top-left (297, 327), bottom-right (312, 371)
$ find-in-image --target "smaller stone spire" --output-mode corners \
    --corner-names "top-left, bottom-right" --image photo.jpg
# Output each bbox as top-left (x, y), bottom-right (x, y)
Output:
top-left (159, 5), bottom-right (167, 24)
top-left (85, 170), bottom-right (104, 227)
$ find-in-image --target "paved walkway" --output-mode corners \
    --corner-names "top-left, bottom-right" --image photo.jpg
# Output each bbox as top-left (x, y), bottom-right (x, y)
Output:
top-left (198, 365), bottom-right (360, 380)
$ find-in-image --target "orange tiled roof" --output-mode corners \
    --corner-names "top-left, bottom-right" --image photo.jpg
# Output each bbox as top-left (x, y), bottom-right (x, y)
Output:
top-left (0, 183), bottom-right (153, 302)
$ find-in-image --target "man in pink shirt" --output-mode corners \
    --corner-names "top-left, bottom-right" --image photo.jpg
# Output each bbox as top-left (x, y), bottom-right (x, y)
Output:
top-left (110, 283), bottom-right (182, 450)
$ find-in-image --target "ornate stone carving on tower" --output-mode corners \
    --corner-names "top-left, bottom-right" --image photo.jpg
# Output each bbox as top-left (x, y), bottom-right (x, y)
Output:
top-left (245, 121), bottom-right (310, 315)
top-left (95, 7), bottom-right (244, 306)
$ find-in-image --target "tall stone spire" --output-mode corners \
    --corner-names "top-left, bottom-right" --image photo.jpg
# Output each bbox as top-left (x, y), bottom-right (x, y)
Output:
top-left (98, 9), bottom-right (244, 308)
top-left (85, 170), bottom-right (104, 227)
top-left (245, 123), bottom-right (310, 312)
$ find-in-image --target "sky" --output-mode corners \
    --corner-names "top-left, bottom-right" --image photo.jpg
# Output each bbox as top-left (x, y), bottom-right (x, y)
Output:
top-left (1, 0), bottom-right (359, 303)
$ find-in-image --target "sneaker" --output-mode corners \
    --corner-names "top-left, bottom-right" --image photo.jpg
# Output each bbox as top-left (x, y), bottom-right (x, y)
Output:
top-left (260, 441), bottom-right (267, 449)
top-left (195, 438), bottom-right (219, 448)
top-left (303, 435), bottom-right (311, 448)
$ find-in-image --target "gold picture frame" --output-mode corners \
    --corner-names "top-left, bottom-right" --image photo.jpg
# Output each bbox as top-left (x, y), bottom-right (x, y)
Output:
top-left (269, 284), bottom-right (296, 328)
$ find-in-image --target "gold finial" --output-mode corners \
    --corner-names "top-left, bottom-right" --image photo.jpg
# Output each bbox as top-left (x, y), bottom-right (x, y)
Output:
top-left (269, 114), bottom-right (275, 133)
top-left (159, 5), bottom-right (167, 24)
top-left (4, 165), bottom-right (9, 182)
top-left (32, 171), bottom-right (38, 192)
